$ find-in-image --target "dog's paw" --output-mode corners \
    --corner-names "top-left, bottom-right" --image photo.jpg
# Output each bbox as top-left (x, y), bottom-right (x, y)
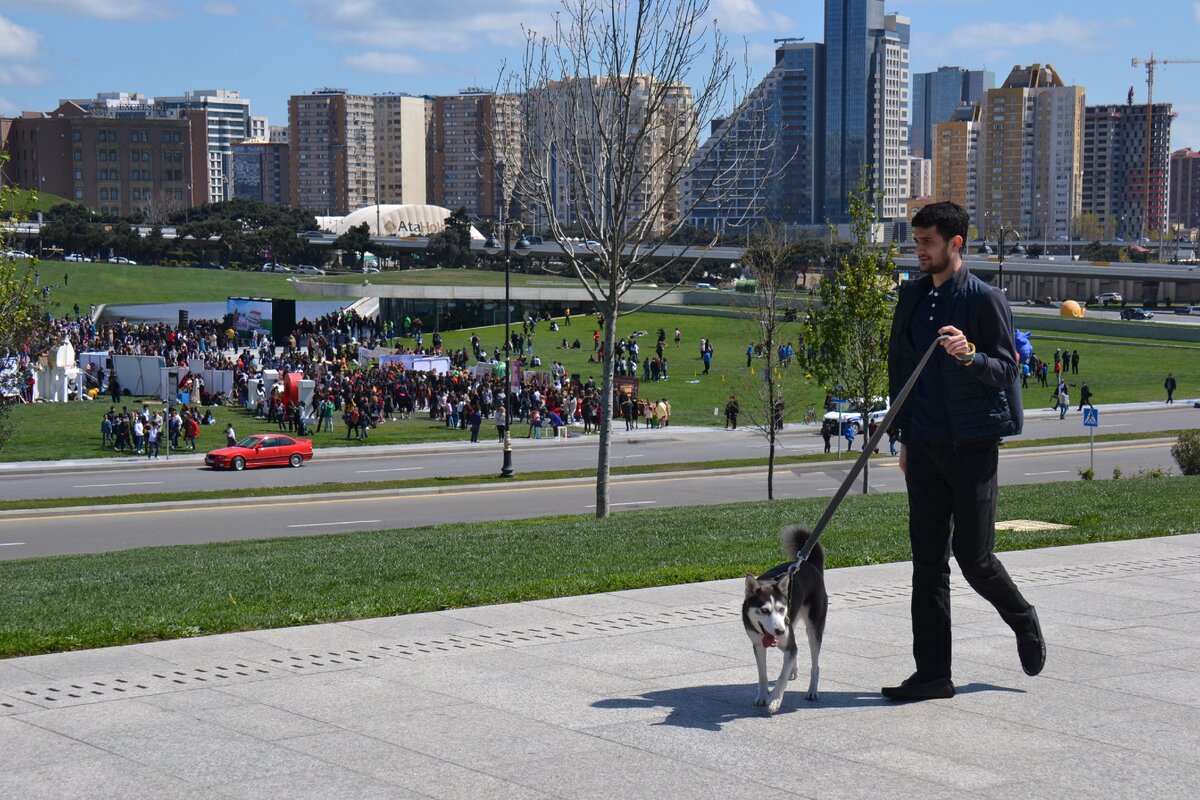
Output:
top-left (790, 667), bottom-right (799, 680)
top-left (753, 692), bottom-right (768, 707)
top-left (804, 690), bottom-right (820, 702)
top-left (766, 697), bottom-right (782, 715)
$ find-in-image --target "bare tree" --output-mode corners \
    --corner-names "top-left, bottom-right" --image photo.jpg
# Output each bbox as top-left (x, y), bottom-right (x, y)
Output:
top-left (503, 0), bottom-right (773, 517)
top-left (738, 225), bottom-right (804, 499)
top-left (143, 190), bottom-right (187, 226)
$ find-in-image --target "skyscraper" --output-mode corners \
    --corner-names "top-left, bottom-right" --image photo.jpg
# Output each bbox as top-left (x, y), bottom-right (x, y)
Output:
top-left (1170, 148), bottom-right (1200, 230)
top-left (823, 0), bottom-right (909, 222)
top-left (910, 67), bottom-right (993, 159)
top-left (932, 103), bottom-right (981, 223)
top-left (686, 40), bottom-right (825, 231)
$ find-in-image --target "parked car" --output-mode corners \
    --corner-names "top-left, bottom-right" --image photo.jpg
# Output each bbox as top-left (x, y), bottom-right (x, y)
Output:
top-left (197, 261), bottom-right (225, 270)
top-left (3, 249), bottom-right (34, 259)
top-left (205, 434), bottom-right (313, 471)
top-left (261, 262), bottom-right (292, 272)
top-left (1095, 292), bottom-right (1123, 306)
top-left (1119, 308), bottom-right (1154, 320)
top-left (107, 256), bottom-right (137, 264)
top-left (1172, 305), bottom-right (1200, 316)
top-left (823, 397), bottom-right (890, 434)
top-left (525, 235), bottom-right (544, 245)
top-left (296, 264), bottom-right (325, 275)
top-left (64, 253), bottom-right (91, 262)
top-left (361, 265), bottom-right (380, 273)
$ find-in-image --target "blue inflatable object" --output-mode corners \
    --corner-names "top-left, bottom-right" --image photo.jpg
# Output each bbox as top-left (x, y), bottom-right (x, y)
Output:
top-left (1014, 329), bottom-right (1033, 363)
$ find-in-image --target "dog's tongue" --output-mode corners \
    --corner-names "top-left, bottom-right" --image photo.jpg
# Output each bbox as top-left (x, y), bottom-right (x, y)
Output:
top-left (762, 633), bottom-right (778, 648)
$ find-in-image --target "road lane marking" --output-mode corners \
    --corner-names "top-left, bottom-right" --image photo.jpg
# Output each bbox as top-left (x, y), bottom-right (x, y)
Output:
top-left (287, 519), bottom-right (383, 528)
top-left (585, 501), bottom-right (657, 508)
top-left (0, 542), bottom-right (24, 547)
top-left (619, 454), bottom-right (645, 458)
top-left (1024, 470), bottom-right (1072, 476)
top-left (0, 441), bottom-right (1171, 526)
top-left (74, 481), bottom-right (165, 488)
top-left (353, 467), bottom-right (425, 474)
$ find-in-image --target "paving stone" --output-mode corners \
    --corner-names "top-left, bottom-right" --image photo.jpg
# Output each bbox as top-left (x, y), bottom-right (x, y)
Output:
top-left (0, 716), bottom-right (109, 771)
top-left (0, 755), bottom-right (225, 800)
top-left (211, 765), bottom-right (430, 799)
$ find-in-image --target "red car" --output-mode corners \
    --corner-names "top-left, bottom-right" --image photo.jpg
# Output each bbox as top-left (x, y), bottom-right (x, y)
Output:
top-left (205, 434), bottom-right (313, 471)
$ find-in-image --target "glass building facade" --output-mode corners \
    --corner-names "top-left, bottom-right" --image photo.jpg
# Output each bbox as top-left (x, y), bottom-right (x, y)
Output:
top-left (911, 67), bottom-right (993, 159)
top-left (823, 0), bottom-right (885, 223)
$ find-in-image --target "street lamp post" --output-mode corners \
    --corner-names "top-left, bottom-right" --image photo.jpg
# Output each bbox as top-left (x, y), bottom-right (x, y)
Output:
top-left (987, 222), bottom-right (1021, 296)
top-left (483, 163), bottom-right (530, 478)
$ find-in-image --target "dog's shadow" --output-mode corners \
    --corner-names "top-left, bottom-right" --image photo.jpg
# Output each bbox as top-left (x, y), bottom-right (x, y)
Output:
top-left (593, 682), bottom-right (1023, 731)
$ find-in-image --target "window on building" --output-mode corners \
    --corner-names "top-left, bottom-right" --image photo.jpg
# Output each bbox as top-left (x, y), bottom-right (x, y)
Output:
top-left (100, 189), bottom-right (109, 200)
top-left (99, 150), bottom-right (108, 162)
top-left (74, 168), bottom-right (83, 180)
top-left (111, 188), bottom-right (119, 201)
top-left (75, 188), bottom-right (84, 200)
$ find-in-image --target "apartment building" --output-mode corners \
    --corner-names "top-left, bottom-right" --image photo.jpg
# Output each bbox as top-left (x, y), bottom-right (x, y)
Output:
top-left (529, 75), bottom-right (694, 233)
top-left (152, 90), bottom-right (253, 205)
top-left (428, 89), bottom-right (521, 221)
top-left (976, 64), bottom-right (1084, 239)
top-left (1170, 147), bottom-right (1200, 230)
top-left (1083, 102), bottom-right (1174, 240)
top-left (232, 139), bottom-right (291, 206)
top-left (2, 101), bottom-right (207, 218)
top-left (932, 103), bottom-right (981, 222)
top-left (874, 13), bottom-right (911, 221)
top-left (288, 89), bottom-right (376, 215)
top-left (373, 93), bottom-right (432, 206)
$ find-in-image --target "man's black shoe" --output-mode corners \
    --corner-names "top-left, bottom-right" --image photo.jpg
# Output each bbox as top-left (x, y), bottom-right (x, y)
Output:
top-left (1018, 606), bottom-right (1046, 676)
top-left (881, 673), bottom-right (955, 701)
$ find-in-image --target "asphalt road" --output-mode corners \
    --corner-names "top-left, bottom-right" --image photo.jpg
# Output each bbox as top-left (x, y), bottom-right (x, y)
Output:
top-left (0, 404), bottom-right (1194, 503)
top-left (0, 436), bottom-right (1181, 560)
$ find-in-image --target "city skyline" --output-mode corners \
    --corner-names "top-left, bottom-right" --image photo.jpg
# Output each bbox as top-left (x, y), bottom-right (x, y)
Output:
top-left (1, 0), bottom-right (1198, 150)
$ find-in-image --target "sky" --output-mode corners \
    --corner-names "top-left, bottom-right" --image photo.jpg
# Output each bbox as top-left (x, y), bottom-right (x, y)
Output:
top-left (1, 0), bottom-right (1198, 149)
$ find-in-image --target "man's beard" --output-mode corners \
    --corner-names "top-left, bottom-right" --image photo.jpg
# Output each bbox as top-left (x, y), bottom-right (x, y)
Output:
top-left (920, 253), bottom-right (951, 275)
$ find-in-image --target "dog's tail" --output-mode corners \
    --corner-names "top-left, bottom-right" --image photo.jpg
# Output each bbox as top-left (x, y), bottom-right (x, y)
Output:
top-left (781, 524), bottom-right (824, 570)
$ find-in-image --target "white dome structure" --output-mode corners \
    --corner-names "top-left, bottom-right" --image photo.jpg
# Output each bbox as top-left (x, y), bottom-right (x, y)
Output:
top-left (320, 204), bottom-right (485, 240)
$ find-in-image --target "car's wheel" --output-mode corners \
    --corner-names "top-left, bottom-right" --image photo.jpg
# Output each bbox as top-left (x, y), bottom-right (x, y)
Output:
top-left (232, 456), bottom-right (245, 471)
top-left (289, 453), bottom-right (303, 468)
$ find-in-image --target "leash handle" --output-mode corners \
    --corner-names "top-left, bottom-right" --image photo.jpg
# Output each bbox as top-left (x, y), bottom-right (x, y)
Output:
top-left (793, 333), bottom-right (951, 566)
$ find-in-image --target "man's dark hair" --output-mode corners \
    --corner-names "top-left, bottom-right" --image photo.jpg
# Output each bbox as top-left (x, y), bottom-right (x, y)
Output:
top-left (912, 201), bottom-right (969, 246)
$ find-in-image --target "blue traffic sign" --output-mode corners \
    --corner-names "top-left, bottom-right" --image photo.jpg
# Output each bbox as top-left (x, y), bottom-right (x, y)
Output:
top-left (1083, 408), bottom-right (1099, 427)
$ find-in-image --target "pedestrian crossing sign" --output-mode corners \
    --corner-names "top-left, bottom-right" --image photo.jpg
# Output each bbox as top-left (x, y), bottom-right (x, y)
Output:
top-left (1083, 408), bottom-right (1099, 427)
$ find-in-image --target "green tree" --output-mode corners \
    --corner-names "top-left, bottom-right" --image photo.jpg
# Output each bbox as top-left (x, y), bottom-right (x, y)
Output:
top-left (333, 222), bottom-right (373, 268)
top-left (0, 151), bottom-right (53, 448)
top-left (800, 174), bottom-right (894, 493)
top-left (427, 207), bottom-right (476, 268)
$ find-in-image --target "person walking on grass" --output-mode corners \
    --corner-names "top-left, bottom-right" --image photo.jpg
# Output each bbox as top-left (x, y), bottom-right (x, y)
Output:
top-left (1165, 373), bottom-right (1177, 404)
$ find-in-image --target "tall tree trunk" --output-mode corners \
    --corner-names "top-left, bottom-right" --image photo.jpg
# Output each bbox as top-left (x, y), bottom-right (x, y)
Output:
top-left (594, 292), bottom-right (621, 518)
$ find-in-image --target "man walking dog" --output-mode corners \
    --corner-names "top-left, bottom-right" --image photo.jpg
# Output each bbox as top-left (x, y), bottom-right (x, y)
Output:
top-left (884, 201), bottom-right (1045, 701)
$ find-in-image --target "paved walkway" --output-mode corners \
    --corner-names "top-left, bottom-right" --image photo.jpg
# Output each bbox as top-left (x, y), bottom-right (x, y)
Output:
top-left (3, 534), bottom-right (1199, 799)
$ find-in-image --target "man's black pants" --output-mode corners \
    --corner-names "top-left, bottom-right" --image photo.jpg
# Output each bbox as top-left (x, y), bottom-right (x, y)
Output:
top-left (904, 439), bottom-right (1035, 681)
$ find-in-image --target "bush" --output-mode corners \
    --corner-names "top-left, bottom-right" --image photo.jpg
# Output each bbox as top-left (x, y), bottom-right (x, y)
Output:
top-left (1078, 468), bottom-right (1094, 481)
top-left (1171, 430), bottom-right (1200, 476)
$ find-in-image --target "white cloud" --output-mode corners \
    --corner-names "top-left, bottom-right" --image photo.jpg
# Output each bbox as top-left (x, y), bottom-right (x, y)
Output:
top-left (0, 64), bottom-right (47, 86)
top-left (202, 2), bottom-right (239, 15)
top-left (709, 0), bottom-right (793, 35)
top-left (0, 15), bottom-right (40, 60)
top-left (0, 0), bottom-right (171, 20)
top-left (949, 14), bottom-right (1127, 54)
top-left (342, 51), bottom-right (423, 74)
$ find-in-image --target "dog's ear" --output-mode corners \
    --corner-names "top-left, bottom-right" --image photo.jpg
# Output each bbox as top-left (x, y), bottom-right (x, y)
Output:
top-left (776, 571), bottom-right (791, 597)
top-left (745, 574), bottom-right (759, 593)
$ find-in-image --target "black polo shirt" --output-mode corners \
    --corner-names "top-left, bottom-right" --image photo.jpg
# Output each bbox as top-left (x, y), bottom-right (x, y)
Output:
top-left (908, 282), bottom-right (953, 444)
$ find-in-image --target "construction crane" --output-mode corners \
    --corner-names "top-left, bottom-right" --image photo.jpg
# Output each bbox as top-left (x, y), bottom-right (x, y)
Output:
top-left (1131, 54), bottom-right (1200, 240)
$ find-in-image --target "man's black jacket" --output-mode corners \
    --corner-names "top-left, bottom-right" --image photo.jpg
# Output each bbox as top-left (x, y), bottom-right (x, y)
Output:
top-left (887, 267), bottom-right (1023, 445)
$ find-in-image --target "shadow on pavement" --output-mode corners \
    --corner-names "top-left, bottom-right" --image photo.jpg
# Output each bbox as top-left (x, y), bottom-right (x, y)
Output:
top-left (594, 681), bottom-right (1025, 731)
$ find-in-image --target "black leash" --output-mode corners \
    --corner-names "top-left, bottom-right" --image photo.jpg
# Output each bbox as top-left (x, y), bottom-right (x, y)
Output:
top-left (791, 333), bottom-right (953, 569)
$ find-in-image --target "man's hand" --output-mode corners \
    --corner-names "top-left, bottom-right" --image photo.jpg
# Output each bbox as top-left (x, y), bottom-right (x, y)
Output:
top-left (937, 325), bottom-right (975, 365)
top-left (898, 443), bottom-right (907, 475)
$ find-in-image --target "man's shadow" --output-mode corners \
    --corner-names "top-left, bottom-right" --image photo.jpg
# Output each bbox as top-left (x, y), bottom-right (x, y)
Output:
top-left (593, 682), bottom-right (1023, 732)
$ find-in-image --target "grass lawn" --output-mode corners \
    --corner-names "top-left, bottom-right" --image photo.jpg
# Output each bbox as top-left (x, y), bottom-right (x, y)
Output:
top-left (3, 305), bottom-right (1198, 461)
top-left (0, 475), bottom-right (1195, 658)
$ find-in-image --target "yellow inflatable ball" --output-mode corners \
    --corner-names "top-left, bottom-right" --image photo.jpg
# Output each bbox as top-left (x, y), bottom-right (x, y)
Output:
top-left (1059, 300), bottom-right (1085, 318)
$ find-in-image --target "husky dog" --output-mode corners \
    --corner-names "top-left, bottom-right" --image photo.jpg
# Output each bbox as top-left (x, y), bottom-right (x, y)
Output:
top-left (742, 525), bottom-right (828, 714)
